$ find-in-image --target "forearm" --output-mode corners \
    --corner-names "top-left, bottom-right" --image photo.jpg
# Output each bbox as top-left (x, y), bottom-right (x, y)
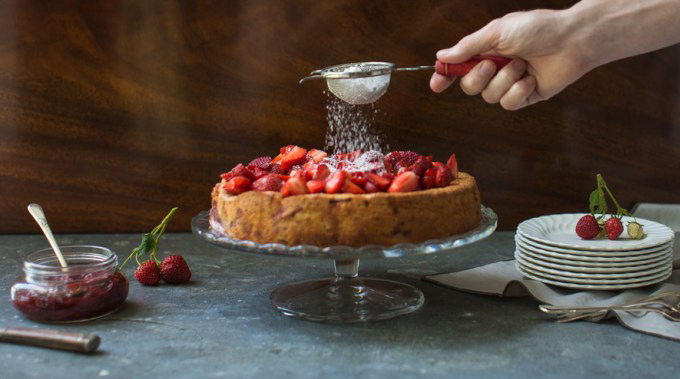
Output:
top-left (567, 0), bottom-right (680, 70)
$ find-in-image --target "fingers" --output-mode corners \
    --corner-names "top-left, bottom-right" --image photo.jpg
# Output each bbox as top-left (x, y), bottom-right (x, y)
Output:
top-left (430, 73), bottom-right (456, 93)
top-left (459, 60), bottom-right (497, 95)
top-left (481, 58), bottom-right (527, 103)
top-left (436, 20), bottom-right (499, 63)
top-left (499, 75), bottom-right (537, 111)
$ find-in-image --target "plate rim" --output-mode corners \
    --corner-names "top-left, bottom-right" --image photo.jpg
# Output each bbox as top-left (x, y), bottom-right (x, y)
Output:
top-left (516, 259), bottom-right (672, 283)
top-left (516, 248), bottom-right (673, 272)
top-left (517, 213), bottom-right (674, 251)
top-left (515, 263), bottom-right (671, 290)
top-left (515, 234), bottom-right (672, 260)
top-left (515, 252), bottom-right (672, 278)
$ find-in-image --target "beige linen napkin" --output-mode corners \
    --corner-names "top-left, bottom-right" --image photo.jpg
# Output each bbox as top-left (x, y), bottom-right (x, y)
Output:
top-left (425, 261), bottom-right (680, 341)
top-left (427, 203), bottom-right (680, 341)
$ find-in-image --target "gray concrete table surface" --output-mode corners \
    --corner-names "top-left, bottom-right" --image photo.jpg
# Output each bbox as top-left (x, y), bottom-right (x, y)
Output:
top-left (0, 232), bottom-right (678, 379)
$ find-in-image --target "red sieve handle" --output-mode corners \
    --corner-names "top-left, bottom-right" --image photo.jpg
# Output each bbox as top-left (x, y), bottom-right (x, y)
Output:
top-left (435, 55), bottom-right (512, 77)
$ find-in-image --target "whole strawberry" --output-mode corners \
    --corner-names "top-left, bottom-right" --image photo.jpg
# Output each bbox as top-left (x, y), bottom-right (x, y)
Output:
top-left (604, 217), bottom-right (624, 240)
top-left (160, 255), bottom-right (192, 284)
top-left (575, 214), bottom-right (600, 239)
top-left (135, 260), bottom-right (161, 286)
top-left (627, 221), bottom-right (644, 240)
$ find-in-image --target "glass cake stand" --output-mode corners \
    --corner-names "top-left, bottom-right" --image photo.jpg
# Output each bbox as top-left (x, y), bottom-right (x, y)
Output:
top-left (191, 206), bottom-right (497, 323)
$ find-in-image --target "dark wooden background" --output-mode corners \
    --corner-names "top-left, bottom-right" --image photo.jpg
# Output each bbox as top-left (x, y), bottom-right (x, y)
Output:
top-left (1, 0), bottom-right (679, 233)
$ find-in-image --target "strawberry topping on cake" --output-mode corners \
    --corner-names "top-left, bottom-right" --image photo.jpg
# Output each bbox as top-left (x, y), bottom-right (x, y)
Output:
top-left (220, 147), bottom-right (459, 198)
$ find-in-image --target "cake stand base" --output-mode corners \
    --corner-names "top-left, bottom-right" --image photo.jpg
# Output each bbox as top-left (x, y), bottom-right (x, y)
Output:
top-left (270, 259), bottom-right (424, 323)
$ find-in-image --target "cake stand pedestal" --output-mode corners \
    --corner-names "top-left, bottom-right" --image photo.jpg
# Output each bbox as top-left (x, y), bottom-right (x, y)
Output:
top-left (192, 206), bottom-right (496, 323)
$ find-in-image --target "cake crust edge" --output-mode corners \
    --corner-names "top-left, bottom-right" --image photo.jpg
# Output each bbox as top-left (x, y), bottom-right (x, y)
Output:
top-left (211, 172), bottom-right (481, 247)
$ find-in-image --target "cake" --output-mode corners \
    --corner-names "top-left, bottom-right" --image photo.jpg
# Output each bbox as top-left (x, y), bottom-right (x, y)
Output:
top-left (210, 146), bottom-right (481, 247)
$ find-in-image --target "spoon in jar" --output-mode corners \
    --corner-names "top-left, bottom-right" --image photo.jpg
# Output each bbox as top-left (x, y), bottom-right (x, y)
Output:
top-left (27, 203), bottom-right (68, 268)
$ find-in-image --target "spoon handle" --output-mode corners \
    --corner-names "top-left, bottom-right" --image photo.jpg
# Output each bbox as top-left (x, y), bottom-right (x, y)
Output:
top-left (0, 328), bottom-right (100, 353)
top-left (27, 203), bottom-right (68, 268)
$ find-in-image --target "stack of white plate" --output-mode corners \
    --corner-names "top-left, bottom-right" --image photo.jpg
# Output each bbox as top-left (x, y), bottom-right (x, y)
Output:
top-left (515, 214), bottom-right (675, 290)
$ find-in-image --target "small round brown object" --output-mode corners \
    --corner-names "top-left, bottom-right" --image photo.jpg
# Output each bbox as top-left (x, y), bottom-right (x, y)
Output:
top-left (211, 172), bottom-right (481, 247)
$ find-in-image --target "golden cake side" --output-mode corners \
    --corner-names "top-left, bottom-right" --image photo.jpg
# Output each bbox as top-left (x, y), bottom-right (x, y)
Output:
top-left (211, 172), bottom-right (481, 247)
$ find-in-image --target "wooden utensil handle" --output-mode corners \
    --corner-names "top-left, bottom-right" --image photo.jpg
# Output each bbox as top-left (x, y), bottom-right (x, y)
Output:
top-left (435, 55), bottom-right (512, 77)
top-left (0, 328), bottom-right (100, 353)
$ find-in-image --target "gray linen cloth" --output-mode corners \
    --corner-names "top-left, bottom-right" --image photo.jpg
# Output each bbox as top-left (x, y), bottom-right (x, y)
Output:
top-left (426, 203), bottom-right (680, 341)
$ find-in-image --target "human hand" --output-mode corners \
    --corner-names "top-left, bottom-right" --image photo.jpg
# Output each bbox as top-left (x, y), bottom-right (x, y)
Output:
top-left (431, 9), bottom-right (591, 110)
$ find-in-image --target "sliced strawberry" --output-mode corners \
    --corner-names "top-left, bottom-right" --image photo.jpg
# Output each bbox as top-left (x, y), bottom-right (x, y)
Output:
top-left (248, 166), bottom-right (270, 179)
top-left (365, 172), bottom-right (391, 190)
top-left (220, 172), bottom-right (234, 181)
top-left (271, 154), bottom-right (283, 164)
top-left (252, 174), bottom-right (283, 191)
top-left (433, 162), bottom-right (452, 188)
top-left (270, 163), bottom-right (285, 174)
top-left (281, 177), bottom-right (308, 197)
top-left (302, 161), bottom-right (316, 180)
top-left (446, 153), bottom-right (458, 180)
top-left (325, 171), bottom-right (347, 194)
top-left (224, 176), bottom-right (252, 195)
top-left (409, 156), bottom-right (433, 177)
top-left (280, 146), bottom-right (308, 171)
top-left (280, 145), bottom-right (295, 154)
top-left (343, 178), bottom-right (365, 194)
top-left (275, 174), bottom-right (290, 181)
top-left (307, 149), bottom-right (328, 163)
top-left (364, 182), bottom-right (380, 193)
top-left (387, 171), bottom-right (419, 193)
top-left (230, 163), bottom-right (255, 181)
top-left (384, 151), bottom-right (420, 172)
top-left (312, 164), bottom-right (331, 180)
top-left (421, 167), bottom-right (436, 189)
top-left (248, 156), bottom-right (272, 170)
top-left (288, 167), bottom-right (304, 178)
top-left (350, 172), bottom-right (367, 186)
top-left (306, 179), bottom-right (326, 194)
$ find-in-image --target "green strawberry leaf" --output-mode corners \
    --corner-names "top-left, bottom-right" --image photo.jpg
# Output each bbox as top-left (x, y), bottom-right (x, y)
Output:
top-left (589, 187), bottom-right (606, 219)
top-left (135, 233), bottom-right (157, 258)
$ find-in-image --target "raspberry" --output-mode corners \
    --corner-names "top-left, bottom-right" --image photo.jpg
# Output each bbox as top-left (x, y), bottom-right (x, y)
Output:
top-left (604, 217), bottom-right (624, 240)
top-left (575, 215), bottom-right (600, 239)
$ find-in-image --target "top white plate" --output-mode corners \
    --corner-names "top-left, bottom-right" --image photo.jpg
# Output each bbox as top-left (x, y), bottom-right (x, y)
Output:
top-left (517, 214), bottom-right (674, 251)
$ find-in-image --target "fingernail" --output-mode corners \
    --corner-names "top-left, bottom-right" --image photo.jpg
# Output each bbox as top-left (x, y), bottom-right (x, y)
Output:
top-left (436, 48), bottom-right (450, 59)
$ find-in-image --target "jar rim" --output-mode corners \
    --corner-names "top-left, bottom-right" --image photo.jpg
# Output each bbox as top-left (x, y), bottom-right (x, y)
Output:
top-left (23, 245), bottom-right (117, 274)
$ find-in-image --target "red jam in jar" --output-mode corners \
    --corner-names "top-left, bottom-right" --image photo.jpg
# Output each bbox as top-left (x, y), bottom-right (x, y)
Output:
top-left (10, 245), bottom-right (129, 323)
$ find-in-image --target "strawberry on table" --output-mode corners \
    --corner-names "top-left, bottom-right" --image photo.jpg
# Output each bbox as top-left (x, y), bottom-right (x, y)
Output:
top-left (160, 255), bottom-right (192, 284)
top-left (135, 260), bottom-right (161, 286)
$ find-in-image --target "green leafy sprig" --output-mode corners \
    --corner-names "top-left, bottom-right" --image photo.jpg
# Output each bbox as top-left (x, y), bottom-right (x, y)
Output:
top-left (588, 174), bottom-right (632, 223)
top-left (119, 207), bottom-right (178, 270)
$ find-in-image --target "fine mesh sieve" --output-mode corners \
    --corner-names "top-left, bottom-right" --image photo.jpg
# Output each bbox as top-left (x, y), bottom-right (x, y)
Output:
top-left (300, 56), bottom-right (512, 105)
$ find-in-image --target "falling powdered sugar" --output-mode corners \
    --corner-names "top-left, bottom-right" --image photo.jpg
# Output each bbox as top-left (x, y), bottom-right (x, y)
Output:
top-left (324, 91), bottom-right (389, 154)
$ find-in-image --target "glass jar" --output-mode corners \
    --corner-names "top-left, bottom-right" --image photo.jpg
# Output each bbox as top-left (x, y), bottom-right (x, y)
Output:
top-left (10, 245), bottom-right (129, 323)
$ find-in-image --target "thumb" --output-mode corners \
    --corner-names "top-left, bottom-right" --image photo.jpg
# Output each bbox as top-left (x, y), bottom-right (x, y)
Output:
top-left (437, 21), bottom-right (499, 63)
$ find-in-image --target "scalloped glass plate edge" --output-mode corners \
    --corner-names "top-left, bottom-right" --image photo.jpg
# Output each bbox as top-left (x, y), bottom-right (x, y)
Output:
top-left (191, 205), bottom-right (497, 259)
